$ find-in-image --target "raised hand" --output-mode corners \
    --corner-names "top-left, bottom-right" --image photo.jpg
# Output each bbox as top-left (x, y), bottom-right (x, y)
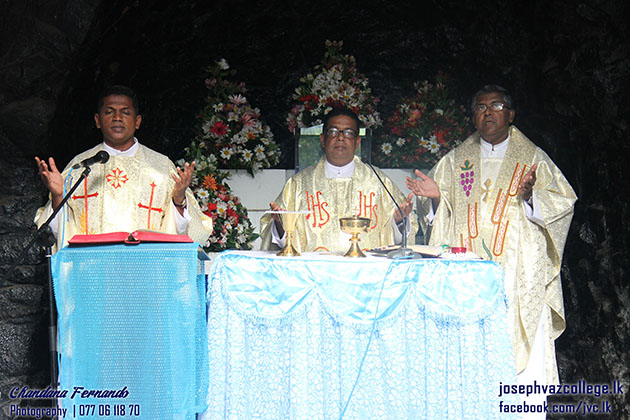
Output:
top-left (406, 169), bottom-right (440, 199)
top-left (35, 157), bottom-right (64, 209)
top-left (519, 163), bottom-right (538, 202)
top-left (171, 161), bottom-right (195, 206)
top-left (394, 192), bottom-right (414, 223)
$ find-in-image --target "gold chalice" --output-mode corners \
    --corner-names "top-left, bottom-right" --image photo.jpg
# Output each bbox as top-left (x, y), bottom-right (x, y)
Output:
top-left (267, 211), bottom-right (306, 257)
top-left (339, 216), bottom-right (371, 258)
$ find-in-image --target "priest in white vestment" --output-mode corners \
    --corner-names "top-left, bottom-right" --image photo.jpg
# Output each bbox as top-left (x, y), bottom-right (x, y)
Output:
top-left (260, 108), bottom-right (417, 253)
top-left (34, 85), bottom-right (212, 250)
top-left (407, 85), bottom-right (576, 418)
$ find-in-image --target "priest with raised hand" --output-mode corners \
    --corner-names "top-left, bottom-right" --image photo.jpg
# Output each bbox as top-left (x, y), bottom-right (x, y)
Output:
top-left (34, 85), bottom-right (212, 250)
top-left (260, 107), bottom-right (418, 254)
top-left (407, 85), bottom-right (577, 418)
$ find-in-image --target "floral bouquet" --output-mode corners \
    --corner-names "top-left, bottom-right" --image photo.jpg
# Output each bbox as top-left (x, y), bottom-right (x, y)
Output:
top-left (183, 58), bottom-right (278, 251)
top-left (372, 73), bottom-right (471, 169)
top-left (180, 165), bottom-right (259, 252)
top-left (186, 58), bottom-right (280, 176)
top-left (286, 40), bottom-right (382, 132)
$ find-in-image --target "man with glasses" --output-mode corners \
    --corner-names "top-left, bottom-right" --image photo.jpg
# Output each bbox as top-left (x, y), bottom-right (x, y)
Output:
top-left (407, 85), bottom-right (576, 416)
top-left (260, 107), bottom-right (418, 253)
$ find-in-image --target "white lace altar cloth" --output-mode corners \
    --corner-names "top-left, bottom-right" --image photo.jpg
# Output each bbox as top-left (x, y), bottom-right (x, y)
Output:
top-left (202, 251), bottom-right (518, 420)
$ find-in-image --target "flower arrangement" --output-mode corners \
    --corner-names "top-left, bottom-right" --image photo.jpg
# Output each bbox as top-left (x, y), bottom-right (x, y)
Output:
top-left (372, 73), bottom-right (471, 169)
top-left (186, 58), bottom-right (280, 176)
top-left (286, 40), bottom-right (382, 132)
top-left (182, 58), bottom-right (278, 251)
top-left (182, 165), bottom-right (259, 252)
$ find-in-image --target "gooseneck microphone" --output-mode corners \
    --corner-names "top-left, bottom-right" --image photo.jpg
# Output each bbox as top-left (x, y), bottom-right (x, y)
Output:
top-left (71, 150), bottom-right (110, 169)
top-left (365, 161), bottom-right (422, 259)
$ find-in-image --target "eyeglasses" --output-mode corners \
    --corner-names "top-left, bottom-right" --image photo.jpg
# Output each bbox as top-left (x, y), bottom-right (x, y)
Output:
top-left (325, 127), bottom-right (358, 139)
top-left (473, 102), bottom-right (508, 113)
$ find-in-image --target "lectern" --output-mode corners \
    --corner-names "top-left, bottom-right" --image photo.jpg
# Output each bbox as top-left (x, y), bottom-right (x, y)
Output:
top-left (52, 241), bottom-right (208, 419)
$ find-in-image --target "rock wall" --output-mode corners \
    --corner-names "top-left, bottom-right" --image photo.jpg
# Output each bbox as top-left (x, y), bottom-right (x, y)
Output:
top-left (0, 1), bottom-right (101, 418)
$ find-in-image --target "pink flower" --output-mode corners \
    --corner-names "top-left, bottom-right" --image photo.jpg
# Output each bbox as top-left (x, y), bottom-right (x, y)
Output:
top-left (241, 112), bottom-right (257, 127)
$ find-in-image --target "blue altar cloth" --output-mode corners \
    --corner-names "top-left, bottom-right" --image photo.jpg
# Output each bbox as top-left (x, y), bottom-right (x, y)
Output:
top-left (52, 243), bottom-right (208, 420)
top-left (201, 251), bottom-right (518, 420)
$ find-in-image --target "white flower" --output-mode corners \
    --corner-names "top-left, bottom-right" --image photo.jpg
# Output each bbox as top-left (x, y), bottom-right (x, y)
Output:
top-left (242, 149), bottom-right (253, 162)
top-left (213, 103), bottom-right (224, 112)
top-left (201, 121), bottom-right (213, 135)
top-left (237, 234), bottom-right (247, 243)
top-left (216, 202), bottom-right (228, 216)
top-left (228, 112), bottom-right (239, 122)
top-left (220, 148), bottom-right (232, 159)
top-left (434, 108), bottom-right (444, 115)
top-left (218, 58), bottom-right (229, 70)
top-left (380, 143), bottom-right (392, 155)
top-left (229, 94), bottom-right (247, 105)
top-left (261, 137), bottom-right (270, 145)
top-left (419, 137), bottom-right (429, 146)
top-left (427, 141), bottom-right (440, 154)
top-left (237, 224), bottom-right (245, 234)
top-left (254, 144), bottom-right (265, 154)
top-left (396, 138), bottom-right (405, 146)
top-left (197, 189), bottom-right (209, 199)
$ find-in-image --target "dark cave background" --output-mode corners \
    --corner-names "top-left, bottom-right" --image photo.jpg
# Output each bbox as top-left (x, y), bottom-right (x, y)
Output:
top-left (1, 0), bottom-right (629, 418)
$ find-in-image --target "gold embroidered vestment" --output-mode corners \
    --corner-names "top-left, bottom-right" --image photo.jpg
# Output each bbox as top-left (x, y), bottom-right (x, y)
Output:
top-left (260, 157), bottom-right (418, 253)
top-left (419, 126), bottom-right (577, 383)
top-left (35, 143), bottom-right (212, 249)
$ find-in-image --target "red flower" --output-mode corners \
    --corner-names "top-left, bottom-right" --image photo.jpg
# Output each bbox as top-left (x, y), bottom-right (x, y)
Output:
top-left (226, 208), bottom-right (240, 225)
top-left (211, 121), bottom-right (228, 136)
top-left (435, 130), bottom-right (447, 145)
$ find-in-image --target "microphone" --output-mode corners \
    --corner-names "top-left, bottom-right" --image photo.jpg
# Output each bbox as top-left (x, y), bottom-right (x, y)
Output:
top-left (366, 161), bottom-right (421, 259)
top-left (72, 151), bottom-right (110, 169)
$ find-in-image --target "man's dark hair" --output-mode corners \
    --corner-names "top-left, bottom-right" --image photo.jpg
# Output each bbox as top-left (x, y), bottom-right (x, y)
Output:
top-left (97, 85), bottom-right (140, 114)
top-left (471, 85), bottom-right (514, 112)
top-left (322, 107), bottom-right (361, 132)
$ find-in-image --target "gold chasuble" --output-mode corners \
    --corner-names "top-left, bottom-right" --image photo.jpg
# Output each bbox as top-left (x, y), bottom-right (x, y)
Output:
top-left (420, 126), bottom-right (576, 384)
top-left (260, 156), bottom-right (418, 253)
top-left (35, 143), bottom-right (213, 250)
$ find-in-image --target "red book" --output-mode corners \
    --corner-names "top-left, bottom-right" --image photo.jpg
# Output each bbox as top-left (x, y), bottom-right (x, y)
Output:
top-left (68, 230), bottom-right (193, 246)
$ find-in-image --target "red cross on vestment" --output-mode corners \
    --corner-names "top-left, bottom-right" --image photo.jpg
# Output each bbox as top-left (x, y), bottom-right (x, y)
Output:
top-left (71, 178), bottom-right (99, 234)
top-left (137, 182), bottom-right (163, 229)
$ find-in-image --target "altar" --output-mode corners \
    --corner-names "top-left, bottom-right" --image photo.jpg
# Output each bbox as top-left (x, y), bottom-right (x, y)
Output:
top-left (201, 251), bottom-right (518, 420)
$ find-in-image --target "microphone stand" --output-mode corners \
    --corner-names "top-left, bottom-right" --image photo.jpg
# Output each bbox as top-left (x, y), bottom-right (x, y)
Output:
top-left (365, 162), bottom-right (422, 260)
top-left (1, 165), bottom-right (92, 409)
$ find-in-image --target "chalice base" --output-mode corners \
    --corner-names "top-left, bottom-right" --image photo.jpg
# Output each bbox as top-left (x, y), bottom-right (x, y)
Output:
top-left (277, 243), bottom-right (300, 257)
top-left (344, 240), bottom-right (366, 258)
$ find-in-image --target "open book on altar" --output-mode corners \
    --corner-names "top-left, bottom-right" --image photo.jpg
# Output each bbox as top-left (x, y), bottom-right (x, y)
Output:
top-left (68, 230), bottom-right (193, 245)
